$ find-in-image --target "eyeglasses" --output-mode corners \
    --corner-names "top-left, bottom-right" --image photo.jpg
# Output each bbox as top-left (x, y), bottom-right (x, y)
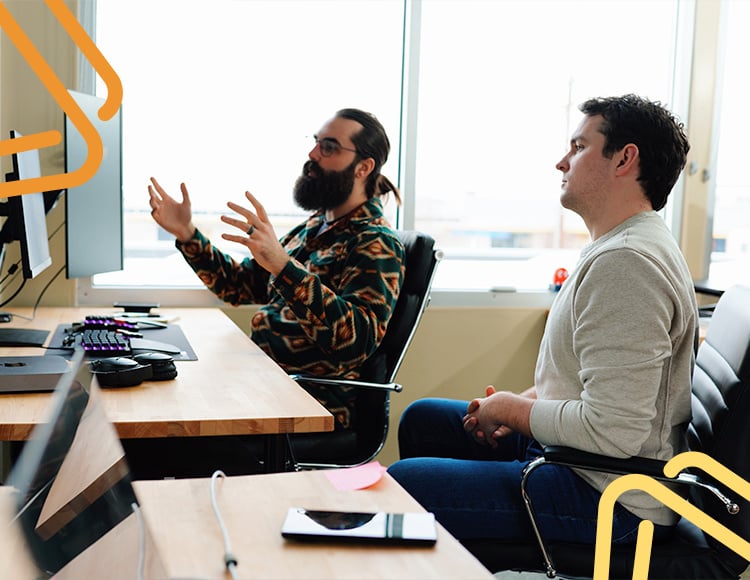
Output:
top-left (313, 135), bottom-right (359, 158)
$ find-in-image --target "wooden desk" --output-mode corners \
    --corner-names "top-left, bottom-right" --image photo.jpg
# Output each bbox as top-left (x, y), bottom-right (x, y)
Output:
top-left (0, 307), bottom-right (333, 470)
top-left (58, 470), bottom-right (493, 579)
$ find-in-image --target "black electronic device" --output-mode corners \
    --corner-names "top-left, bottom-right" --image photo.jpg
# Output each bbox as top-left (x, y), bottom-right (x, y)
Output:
top-left (0, 130), bottom-right (53, 280)
top-left (48, 321), bottom-right (196, 361)
top-left (133, 351), bottom-right (177, 380)
top-left (62, 328), bottom-right (132, 356)
top-left (0, 327), bottom-right (50, 347)
top-left (76, 315), bottom-right (138, 332)
top-left (281, 508), bottom-right (437, 546)
top-left (64, 89), bottom-right (123, 278)
top-left (129, 337), bottom-right (182, 355)
top-left (113, 301), bottom-right (160, 314)
top-left (89, 356), bottom-right (152, 387)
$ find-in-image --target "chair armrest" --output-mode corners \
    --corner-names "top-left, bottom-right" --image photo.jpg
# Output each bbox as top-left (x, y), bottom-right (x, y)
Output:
top-left (289, 374), bottom-right (403, 393)
top-left (542, 446), bottom-right (739, 514)
top-left (543, 445), bottom-right (667, 478)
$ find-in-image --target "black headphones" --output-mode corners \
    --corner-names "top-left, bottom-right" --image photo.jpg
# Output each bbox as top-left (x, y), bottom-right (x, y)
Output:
top-left (90, 352), bottom-right (177, 387)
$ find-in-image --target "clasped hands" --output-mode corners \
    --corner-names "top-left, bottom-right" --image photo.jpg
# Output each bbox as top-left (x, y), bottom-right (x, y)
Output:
top-left (463, 386), bottom-right (511, 447)
top-left (463, 386), bottom-right (533, 447)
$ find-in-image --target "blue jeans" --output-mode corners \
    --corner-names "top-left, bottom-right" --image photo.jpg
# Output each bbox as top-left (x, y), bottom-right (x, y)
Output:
top-left (387, 398), bottom-right (673, 544)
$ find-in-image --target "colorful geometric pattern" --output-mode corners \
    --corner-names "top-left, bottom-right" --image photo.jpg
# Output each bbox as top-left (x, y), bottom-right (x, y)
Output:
top-left (177, 197), bottom-right (405, 429)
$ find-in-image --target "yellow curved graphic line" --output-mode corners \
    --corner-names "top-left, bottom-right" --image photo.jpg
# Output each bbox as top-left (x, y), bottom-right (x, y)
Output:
top-left (0, 0), bottom-right (121, 198)
top-left (594, 452), bottom-right (750, 579)
top-left (665, 451), bottom-right (750, 498)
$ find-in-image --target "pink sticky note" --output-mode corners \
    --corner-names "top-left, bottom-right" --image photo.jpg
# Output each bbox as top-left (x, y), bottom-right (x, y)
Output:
top-left (325, 461), bottom-right (388, 491)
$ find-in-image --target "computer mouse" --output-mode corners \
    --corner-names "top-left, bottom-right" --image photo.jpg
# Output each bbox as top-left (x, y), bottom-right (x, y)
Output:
top-left (89, 357), bottom-right (152, 387)
top-left (133, 352), bottom-right (177, 381)
top-left (91, 356), bottom-right (139, 372)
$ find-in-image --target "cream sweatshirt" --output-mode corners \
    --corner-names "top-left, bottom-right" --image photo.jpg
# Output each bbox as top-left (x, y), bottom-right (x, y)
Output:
top-left (530, 211), bottom-right (698, 525)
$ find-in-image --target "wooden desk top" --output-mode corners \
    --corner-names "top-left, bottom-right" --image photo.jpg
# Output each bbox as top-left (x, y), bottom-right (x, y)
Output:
top-left (0, 307), bottom-right (333, 440)
top-left (59, 470), bottom-right (493, 580)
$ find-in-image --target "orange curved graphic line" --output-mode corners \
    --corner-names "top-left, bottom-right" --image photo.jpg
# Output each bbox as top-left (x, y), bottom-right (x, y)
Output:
top-left (594, 452), bottom-right (750, 580)
top-left (43, 0), bottom-right (122, 120)
top-left (0, 0), bottom-right (122, 199)
top-left (0, 131), bottom-right (61, 157)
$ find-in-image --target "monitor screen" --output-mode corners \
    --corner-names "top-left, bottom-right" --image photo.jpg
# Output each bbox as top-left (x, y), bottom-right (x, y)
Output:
top-left (7, 350), bottom-right (137, 574)
top-left (0, 130), bottom-right (53, 279)
top-left (64, 89), bottom-right (123, 279)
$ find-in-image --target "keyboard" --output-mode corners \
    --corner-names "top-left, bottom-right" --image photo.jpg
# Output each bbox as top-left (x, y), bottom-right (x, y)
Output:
top-left (62, 328), bottom-right (132, 356)
top-left (74, 316), bottom-right (138, 332)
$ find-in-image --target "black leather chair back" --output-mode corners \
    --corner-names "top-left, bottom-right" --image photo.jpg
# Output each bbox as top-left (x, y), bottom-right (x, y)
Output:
top-left (290, 230), bottom-right (441, 467)
top-left (358, 230), bottom-right (438, 384)
top-left (352, 230), bottom-right (440, 462)
top-left (684, 283), bottom-right (750, 574)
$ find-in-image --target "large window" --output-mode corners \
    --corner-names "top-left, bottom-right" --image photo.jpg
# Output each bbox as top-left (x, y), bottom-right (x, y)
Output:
top-left (87, 0), bottom-right (689, 302)
top-left (413, 0), bottom-right (684, 291)
top-left (708, 0), bottom-right (750, 287)
top-left (92, 0), bottom-right (404, 291)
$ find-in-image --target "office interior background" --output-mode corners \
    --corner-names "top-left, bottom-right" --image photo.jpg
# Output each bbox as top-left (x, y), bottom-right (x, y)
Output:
top-left (1, 0), bottom-right (748, 465)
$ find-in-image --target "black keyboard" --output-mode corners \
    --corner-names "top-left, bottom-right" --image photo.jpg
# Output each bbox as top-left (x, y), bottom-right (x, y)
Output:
top-left (73, 316), bottom-right (138, 332)
top-left (63, 328), bottom-right (132, 356)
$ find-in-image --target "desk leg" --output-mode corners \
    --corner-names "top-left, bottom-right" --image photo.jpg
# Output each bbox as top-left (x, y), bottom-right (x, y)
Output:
top-left (263, 434), bottom-right (289, 473)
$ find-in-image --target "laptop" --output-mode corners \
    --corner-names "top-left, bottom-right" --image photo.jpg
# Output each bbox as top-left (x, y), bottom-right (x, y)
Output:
top-left (6, 349), bottom-right (139, 575)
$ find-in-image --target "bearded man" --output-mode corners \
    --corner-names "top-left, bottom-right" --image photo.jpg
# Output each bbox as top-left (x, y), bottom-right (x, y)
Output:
top-left (147, 108), bottom-right (405, 434)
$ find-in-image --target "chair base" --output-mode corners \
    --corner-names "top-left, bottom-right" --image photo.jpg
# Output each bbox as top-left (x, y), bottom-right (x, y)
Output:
top-left (462, 517), bottom-right (747, 580)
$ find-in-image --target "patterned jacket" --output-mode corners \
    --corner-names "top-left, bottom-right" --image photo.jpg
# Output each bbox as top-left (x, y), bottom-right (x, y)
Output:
top-left (176, 197), bottom-right (405, 428)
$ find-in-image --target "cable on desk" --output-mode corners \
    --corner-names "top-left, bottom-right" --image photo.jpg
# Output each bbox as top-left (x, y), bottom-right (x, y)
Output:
top-left (131, 502), bottom-right (146, 580)
top-left (210, 470), bottom-right (239, 580)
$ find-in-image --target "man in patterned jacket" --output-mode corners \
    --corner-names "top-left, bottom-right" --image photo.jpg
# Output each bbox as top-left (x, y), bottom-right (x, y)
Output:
top-left (148, 108), bottom-right (405, 433)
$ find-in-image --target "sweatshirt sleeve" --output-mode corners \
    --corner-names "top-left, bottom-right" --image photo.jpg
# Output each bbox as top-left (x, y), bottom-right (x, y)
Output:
top-left (529, 248), bottom-right (680, 457)
top-left (265, 230), bottom-right (404, 368)
top-left (176, 228), bottom-right (271, 305)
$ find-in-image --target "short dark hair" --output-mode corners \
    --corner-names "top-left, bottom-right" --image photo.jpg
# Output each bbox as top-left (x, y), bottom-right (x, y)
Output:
top-left (579, 94), bottom-right (690, 211)
top-left (336, 108), bottom-right (401, 204)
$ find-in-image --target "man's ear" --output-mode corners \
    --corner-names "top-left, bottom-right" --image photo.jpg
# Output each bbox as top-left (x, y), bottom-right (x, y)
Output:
top-left (355, 157), bottom-right (375, 180)
top-left (615, 143), bottom-right (639, 176)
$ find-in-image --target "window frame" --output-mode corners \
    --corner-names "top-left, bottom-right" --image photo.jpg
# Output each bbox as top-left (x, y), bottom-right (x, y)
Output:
top-left (74, 0), bottom-right (709, 308)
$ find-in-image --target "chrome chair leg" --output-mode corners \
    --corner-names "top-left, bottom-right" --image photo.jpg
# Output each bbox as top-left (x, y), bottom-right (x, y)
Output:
top-left (521, 456), bottom-right (557, 578)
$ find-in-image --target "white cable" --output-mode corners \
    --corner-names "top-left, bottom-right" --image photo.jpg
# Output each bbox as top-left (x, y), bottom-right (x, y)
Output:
top-left (210, 470), bottom-right (239, 580)
top-left (131, 502), bottom-right (146, 580)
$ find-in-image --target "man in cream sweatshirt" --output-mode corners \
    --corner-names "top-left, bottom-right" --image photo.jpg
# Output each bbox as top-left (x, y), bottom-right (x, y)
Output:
top-left (388, 94), bottom-right (697, 546)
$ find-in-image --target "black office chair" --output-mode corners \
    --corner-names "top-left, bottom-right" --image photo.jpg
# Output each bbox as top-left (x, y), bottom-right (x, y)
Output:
top-left (287, 230), bottom-right (442, 470)
top-left (462, 283), bottom-right (750, 579)
top-left (695, 282), bottom-right (725, 318)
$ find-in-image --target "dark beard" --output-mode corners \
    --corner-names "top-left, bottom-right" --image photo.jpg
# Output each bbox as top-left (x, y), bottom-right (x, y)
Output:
top-left (293, 159), bottom-right (357, 212)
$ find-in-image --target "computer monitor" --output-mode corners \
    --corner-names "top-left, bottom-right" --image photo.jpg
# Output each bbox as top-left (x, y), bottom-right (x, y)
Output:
top-left (7, 349), bottom-right (137, 574)
top-left (64, 89), bottom-right (123, 278)
top-left (0, 130), bottom-right (53, 279)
